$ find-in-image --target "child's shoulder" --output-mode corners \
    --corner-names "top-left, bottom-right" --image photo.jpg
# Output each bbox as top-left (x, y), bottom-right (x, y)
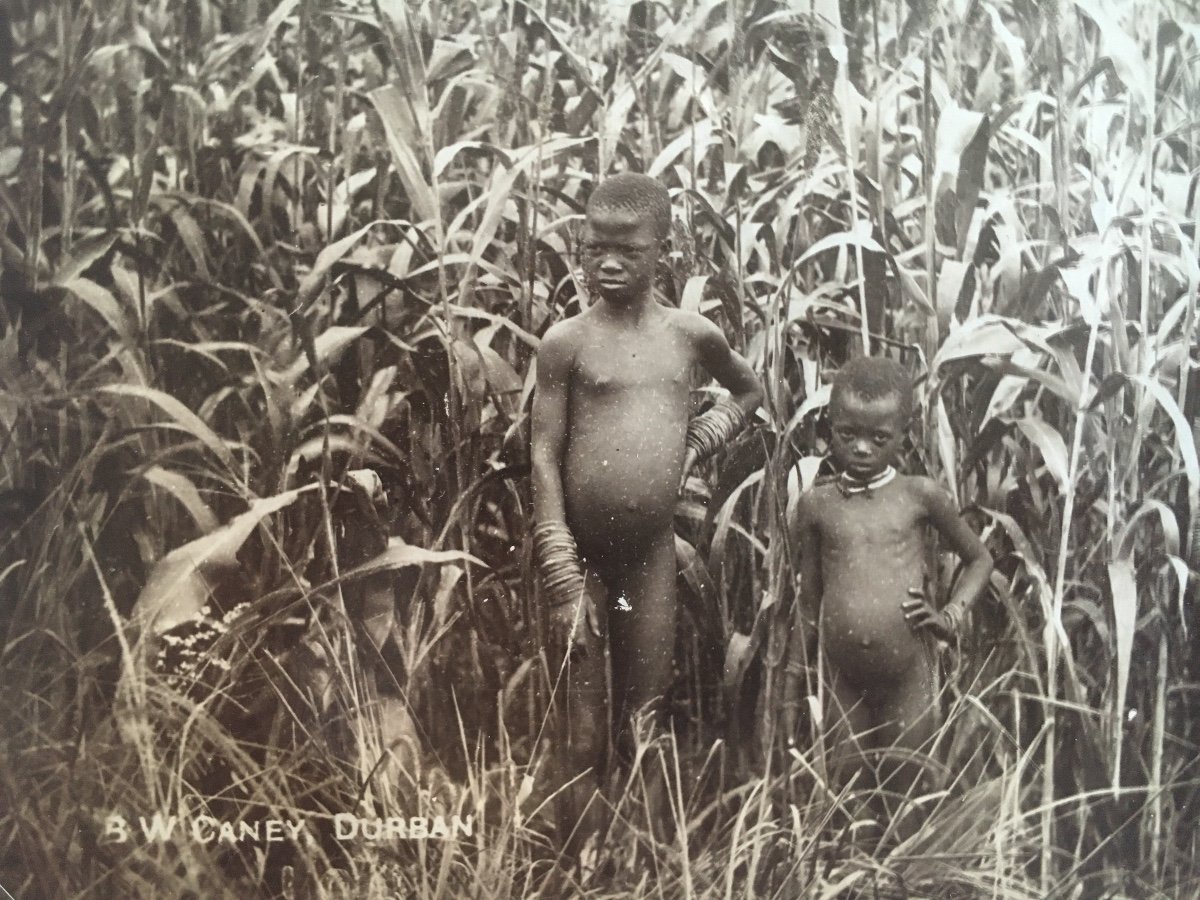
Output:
top-left (896, 473), bottom-right (954, 506)
top-left (663, 307), bottom-right (722, 340)
top-left (536, 317), bottom-right (590, 374)
top-left (795, 478), bottom-right (839, 517)
top-left (539, 314), bottom-right (589, 351)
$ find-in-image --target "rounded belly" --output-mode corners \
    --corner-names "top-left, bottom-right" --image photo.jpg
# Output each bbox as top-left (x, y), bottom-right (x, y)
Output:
top-left (822, 600), bottom-right (924, 686)
top-left (821, 560), bottom-right (927, 686)
top-left (563, 409), bottom-right (686, 554)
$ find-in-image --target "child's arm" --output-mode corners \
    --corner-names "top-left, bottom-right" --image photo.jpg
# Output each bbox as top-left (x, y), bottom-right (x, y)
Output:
top-left (530, 325), bottom-right (592, 652)
top-left (782, 491), bottom-right (822, 746)
top-left (681, 313), bottom-right (764, 489)
top-left (902, 479), bottom-right (993, 643)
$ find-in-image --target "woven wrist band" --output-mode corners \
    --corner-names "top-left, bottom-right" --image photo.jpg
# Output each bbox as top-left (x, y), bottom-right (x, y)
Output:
top-left (944, 603), bottom-right (965, 637)
top-left (532, 521), bottom-right (586, 608)
top-left (685, 397), bottom-right (747, 463)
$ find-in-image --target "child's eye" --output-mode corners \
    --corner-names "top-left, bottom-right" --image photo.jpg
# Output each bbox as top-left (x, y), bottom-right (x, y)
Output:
top-left (873, 433), bottom-right (891, 445)
top-left (583, 244), bottom-right (641, 259)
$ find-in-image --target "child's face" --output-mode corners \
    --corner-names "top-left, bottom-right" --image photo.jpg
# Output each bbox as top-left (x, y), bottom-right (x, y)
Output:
top-left (580, 207), bottom-right (662, 304)
top-left (829, 392), bottom-right (906, 478)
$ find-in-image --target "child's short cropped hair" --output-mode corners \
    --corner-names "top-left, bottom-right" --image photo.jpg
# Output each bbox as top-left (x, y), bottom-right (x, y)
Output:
top-left (587, 173), bottom-right (672, 242)
top-left (830, 355), bottom-right (914, 420)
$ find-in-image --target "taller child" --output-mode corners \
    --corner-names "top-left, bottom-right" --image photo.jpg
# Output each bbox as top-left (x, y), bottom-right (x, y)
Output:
top-left (531, 173), bottom-right (763, 791)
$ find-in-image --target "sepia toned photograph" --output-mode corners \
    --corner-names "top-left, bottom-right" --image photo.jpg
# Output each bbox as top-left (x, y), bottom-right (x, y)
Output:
top-left (1, 0), bottom-right (1198, 896)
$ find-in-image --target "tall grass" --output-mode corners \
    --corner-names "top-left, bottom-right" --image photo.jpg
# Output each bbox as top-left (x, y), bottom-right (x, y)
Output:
top-left (1, 0), bottom-right (1198, 896)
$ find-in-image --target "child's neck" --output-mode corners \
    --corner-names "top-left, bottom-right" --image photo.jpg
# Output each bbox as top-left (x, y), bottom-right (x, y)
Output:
top-left (597, 293), bottom-right (657, 326)
top-left (838, 465), bottom-right (897, 497)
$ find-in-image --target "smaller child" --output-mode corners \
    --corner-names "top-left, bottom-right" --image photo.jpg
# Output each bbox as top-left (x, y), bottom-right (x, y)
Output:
top-left (783, 356), bottom-right (992, 802)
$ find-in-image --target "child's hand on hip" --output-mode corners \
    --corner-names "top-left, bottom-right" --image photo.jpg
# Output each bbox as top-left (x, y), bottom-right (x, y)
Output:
top-left (902, 587), bottom-right (960, 644)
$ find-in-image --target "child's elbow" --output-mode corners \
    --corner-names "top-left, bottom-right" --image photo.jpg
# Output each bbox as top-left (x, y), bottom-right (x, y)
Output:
top-left (742, 380), bottom-right (765, 413)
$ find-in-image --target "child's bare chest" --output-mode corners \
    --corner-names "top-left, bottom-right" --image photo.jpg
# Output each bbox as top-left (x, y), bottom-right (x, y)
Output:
top-left (573, 328), bottom-right (692, 395)
top-left (817, 490), bottom-right (926, 555)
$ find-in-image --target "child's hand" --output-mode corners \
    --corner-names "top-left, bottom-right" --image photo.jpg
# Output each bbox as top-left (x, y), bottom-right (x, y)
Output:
top-left (902, 588), bottom-right (959, 643)
top-left (678, 448), bottom-right (698, 494)
top-left (549, 593), bottom-right (600, 660)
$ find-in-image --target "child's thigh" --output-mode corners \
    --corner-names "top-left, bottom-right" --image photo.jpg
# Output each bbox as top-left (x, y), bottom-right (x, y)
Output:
top-left (607, 531), bottom-right (677, 710)
top-left (870, 660), bottom-right (938, 752)
top-left (822, 663), bottom-right (875, 752)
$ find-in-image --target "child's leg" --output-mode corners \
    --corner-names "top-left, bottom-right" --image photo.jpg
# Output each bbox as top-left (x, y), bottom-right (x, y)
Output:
top-left (823, 666), bottom-right (875, 765)
top-left (874, 659), bottom-right (938, 753)
top-left (606, 529), bottom-right (677, 845)
top-left (607, 529), bottom-right (677, 741)
top-left (553, 569), bottom-right (609, 858)
top-left (823, 666), bottom-right (880, 840)
top-left (872, 656), bottom-right (939, 839)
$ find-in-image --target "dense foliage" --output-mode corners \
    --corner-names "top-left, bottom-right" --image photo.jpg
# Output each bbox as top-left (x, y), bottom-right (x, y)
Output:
top-left (1, 0), bottom-right (1198, 896)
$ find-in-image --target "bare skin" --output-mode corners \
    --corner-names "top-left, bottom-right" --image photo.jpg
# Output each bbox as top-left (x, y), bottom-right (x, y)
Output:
top-left (785, 392), bottom-right (992, 832)
top-left (530, 202), bottom-right (762, 848)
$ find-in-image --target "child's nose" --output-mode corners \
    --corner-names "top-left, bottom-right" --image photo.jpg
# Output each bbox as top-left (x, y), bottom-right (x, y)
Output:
top-left (599, 256), bottom-right (623, 274)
